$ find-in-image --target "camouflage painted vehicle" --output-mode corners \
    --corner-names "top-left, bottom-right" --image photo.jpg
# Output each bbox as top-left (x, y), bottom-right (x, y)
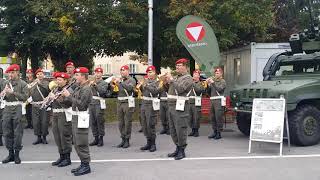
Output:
top-left (230, 23), bottom-right (320, 146)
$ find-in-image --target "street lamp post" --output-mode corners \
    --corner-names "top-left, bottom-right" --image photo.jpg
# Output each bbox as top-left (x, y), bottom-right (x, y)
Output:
top-left (148, 0), bottom-right (153, 66)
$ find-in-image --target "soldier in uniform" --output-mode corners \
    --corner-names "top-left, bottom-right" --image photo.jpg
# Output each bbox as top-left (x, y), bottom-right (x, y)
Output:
top-left (0, 76), bottom-right (6, 146)
top-left (188, 70), bottom-right (205, 137)
top-left (30, 68), bottom-right (50, 145)
top-left (207, 67), bottom-right (226, 140)
top-left (138, 66), bottom-right (159, 152)
top-left (89, 67), bottom-right (108, 147)
top-left (1, 64), bottom-right (28, 164)
top-left (113, 65), bottom-right (136, 148)
top-left (166, 58), bottom-right (193, 160)
top-left (62, 67), bottom-right (92, 176)
top-left (25, 69), bottom-right (34, 129)
top-left (65, 61), bottom-right (76, 77)
top-left (159, 73), bottom-right (170, 135)
top-left (51, 72), bottom-right (73, 167)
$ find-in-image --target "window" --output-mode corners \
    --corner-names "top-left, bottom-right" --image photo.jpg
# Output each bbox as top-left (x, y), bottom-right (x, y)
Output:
top-left (129, 64), bottom-right (137, 73)
top-left (234, 58), bottom-right (241, 82)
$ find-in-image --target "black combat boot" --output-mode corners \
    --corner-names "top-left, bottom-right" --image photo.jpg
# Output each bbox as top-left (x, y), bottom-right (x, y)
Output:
top-left (208, 130), bottom-right (217, 139)
top-left (193, 128), bottom-right (199, 137)
top-left (140, 139), bottom-right (151, 151)
top-left (52, 154), bottom-right (64, 166)
top-left (0, 135), bottom-right (3, 146)
top-left (122, 138), bottom-right (130, 148)
top-left (58, 153), bottom-right (71, 167)
top-left (42, 136), bottom-right (48, 144)
top-left (73, 162), bottom-right (91, 176)
top-left (167, 146), bottom-right (179, 157)
top-left (117, 138), bottom-right (125, 148)
top-left (214, 132), bottom-right (222, 140)
top-left (33, 136), bottom-right (42, 145)
top-left (97, 136), bottom-right (104, 147)
top-left (166, 128), bottom-right (170, 135)
top-left (89, 136), bottom-right (99, 146)
top-left (159, 128), bottom-right (167, 135)
top-left (138, 128), bottom-right (143, 133)
top-left (174, 146), bottom-right (186, 160)
top-left (14, 150), bottom-right (21, 164)
top-left (71, 163), bottom-right (83, 173)
top-left (149, 138), bottom-right (156, 152)
top-left (2, 150), bottom-right (14, 163)
top-left (188, 129), bottom-right (195, 136)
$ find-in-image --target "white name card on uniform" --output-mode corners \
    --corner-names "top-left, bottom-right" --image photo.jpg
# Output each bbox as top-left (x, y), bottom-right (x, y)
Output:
top-left (128, 96), bottom-right (135, 108)
top-left (195, 97), bottom-right (202, 106)
top-left (100, 99), bottom-right (106, 109)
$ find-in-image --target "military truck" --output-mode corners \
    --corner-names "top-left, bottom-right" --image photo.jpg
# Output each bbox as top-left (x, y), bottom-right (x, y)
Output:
top-left (230, 21), bottom-right (320, 146)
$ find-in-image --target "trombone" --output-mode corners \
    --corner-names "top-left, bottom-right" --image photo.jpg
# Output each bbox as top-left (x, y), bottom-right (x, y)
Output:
top-left (27, 79), bottom-right (40, 89)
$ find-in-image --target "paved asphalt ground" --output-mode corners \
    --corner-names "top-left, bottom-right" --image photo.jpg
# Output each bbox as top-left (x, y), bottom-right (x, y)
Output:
top-left (1, 122), bottom-right (320, 180)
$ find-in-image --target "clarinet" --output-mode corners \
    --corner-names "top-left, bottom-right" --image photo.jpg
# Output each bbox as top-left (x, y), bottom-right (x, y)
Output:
top-left (40, 79), bottom-right (76, 110)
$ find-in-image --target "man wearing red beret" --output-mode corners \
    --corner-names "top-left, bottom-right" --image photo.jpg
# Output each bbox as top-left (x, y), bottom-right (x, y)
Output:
top-left (25, 69), bottom-right (34, 129)
top-left (166, 58), bottom-right (193, 160)
top-left (88, 67), bottom-right (108, 147)
top-left (0, 71), bottom-right (7, 146)
top-left (206, 67), bottom-right (226, 140)
top-left (29, 68), bottom-right (50, 145)
top-left (51, 72), bottom-right (73, 168)
top-left (137, 65), bottom-right (160, 152)
top-left (65, 61), bottom-right (75, 76)
top-left (62, 67), bottom-right (92, 176)
top-left (187, 70), bottom-right (205, 137)
top-left (114, 65), bottom-right (136, 148)
top-left (1, 64), bottom-right (28, 164)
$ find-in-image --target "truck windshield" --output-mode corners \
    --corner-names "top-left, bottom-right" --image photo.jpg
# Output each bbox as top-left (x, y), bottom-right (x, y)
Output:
top-left (274, 61), bottom-right (320, 76)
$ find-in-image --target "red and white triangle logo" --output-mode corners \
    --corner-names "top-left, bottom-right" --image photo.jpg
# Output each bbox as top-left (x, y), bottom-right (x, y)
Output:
top-left (185, 22), bottom-right (206, 42)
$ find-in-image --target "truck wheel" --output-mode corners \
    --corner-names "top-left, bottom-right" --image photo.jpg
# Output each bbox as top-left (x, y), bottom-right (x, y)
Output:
top-left (289, 105), bottom-right (320, 146)
top-left (236, 113), bottom-right (251, 136)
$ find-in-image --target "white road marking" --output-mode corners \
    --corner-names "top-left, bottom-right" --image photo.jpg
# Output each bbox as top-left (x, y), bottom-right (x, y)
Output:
top-left (4, 154), bottom-right (320, 164)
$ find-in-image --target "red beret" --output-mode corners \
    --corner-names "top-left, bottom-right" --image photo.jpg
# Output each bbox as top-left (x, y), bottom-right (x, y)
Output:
top-left (193, 70), bottom-right (201, 75)
top-left (146, 65), bottom-right (156, 73)
top-left (74, 67), bottom-right (89, 74)
top-left (53, 72), bottom-right (59, 78)
top-left (215, 67), bottom-right (223, 73)
top-left (35, 68), bottom-right (43, 75)
top-left (26, 69), bottom-right (33, 74)
top-left (5, 64), bottom-right (20, 73)
top-left (120, 65), bottom-right (129, 71)
top-left (65, 61), bottom-right (75, 68)
top-left (95, 67), bottom-right (103, 73)
top-left (176, 58), bottom-right (188, 65)
top-left (55, 72), bottom-right (70, 79)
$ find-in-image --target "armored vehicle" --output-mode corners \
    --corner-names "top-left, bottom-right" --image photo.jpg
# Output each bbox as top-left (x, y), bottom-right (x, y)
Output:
top-left (230, 22), bottom-right (320, 146)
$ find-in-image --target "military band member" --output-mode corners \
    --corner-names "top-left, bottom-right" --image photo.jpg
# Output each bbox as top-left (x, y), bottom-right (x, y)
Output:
top-left (62, 67), bottom-right (92, 176)
top-left (1, 64), bottom-right (28, 164)
top-left (89, 67), bottom-right (108, 147)
top-left (65, 61), bottom-right (78, 92)
top-left (30, 68), bottom-right (50, 145)
top-left (0, 76), bottom-right (6, 146)
top-left (207, 67), bottom-right (226, 140)
top-left (114, 65), bottom-right (136, 148)
top-left (159, 73), bottom-right (170, 135)
top-left (51, 72), bottom-right (73, 167)
top-left (138, 66), bottom-right (160, 152)
top-left (188, 70), bottom-right (205, 137)
top-left (166, 58), bottom-right (193, 160)
top-left (25, 69), bottom-right (34, 129)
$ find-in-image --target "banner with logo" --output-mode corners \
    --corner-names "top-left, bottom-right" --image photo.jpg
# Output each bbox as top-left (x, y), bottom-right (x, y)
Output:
top-left (176, 15), bottom-right (221, 76)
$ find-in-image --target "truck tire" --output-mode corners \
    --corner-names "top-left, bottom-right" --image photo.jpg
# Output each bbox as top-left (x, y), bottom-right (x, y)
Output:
top-left (236, 113), bottom-right (251, 136)
top-left (289, 105), bottom-right (320, 146)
